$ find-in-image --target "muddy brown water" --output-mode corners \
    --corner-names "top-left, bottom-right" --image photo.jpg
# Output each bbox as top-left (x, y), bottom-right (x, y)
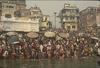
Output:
top-left (0, 57), bottom-right (99, 68)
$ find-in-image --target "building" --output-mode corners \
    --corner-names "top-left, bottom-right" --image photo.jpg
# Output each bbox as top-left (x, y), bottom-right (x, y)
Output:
top-left (59, 3), bottom-right (79, 32)
top-left (96, 6), bottom-right (100, 38)
top-left (15, 0), bottom-right (26, 11)
top-left (1, 0), bottom-right (26, 19)
top-left (40, 15), bottom-right (52, 31)
top-left (1, 1), bottom-right (16, 20)
top-left (29, 6), bottom-right (43, 23)
top-left (96, 6), bottom-right (100, 27)
top-left (1, 0), bottom-right (26, 11)
top-left (14, 9), bottom-right (30, 19)
top-left (80, 7), bottom-right (100, 36)
top-left (0, 0), bottom-right (40, 32)
top-left (0, 0), bottom-right (51, 32)
top-left (29, 6), bottom-right (52, 31)
top-left (0, 0), bottom-right (2, 30)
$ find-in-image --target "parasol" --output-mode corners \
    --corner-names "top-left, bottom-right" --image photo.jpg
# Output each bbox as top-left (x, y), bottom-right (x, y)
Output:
top-left (58, 33), bottom-right (69, 38)
top-left (7, 32), bottom-right (17, 36)
top-left (44, 31), bottom-right (55, 38)
top-left (27, 32), bottom-right (38, 38)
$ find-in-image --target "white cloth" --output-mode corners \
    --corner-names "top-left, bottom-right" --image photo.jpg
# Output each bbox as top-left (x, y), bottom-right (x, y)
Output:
top-left (40, 45), bottom-right (43, 52)
top-left (3, 51), bottom-right (8, 57)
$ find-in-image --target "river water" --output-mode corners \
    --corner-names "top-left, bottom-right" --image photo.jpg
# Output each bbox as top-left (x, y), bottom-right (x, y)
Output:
top-left (0, 57), bottom-right (99, 68)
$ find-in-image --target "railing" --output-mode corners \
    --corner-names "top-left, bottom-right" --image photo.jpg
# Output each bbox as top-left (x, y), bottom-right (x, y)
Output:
top-left (63, 13), bottom-right (79, 16)
top-left (1, 16), bottom-right (40, 23)
top-left (0, 21), bottom-right (39, 32)
top-left (63, 20), bottom-right (78, 22)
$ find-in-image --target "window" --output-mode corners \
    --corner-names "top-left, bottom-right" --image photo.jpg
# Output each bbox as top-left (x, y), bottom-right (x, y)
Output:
top-left (72, 26), bottom-right (75, 29)
top-left (63, 18), bottom-right (66, 22)
top-left (6, 6), bottom-right (9, 8)
top-left (5, 14), bottom-right (12, 18)
top-left (70, 17), bottom-right (74, 20)
top-left (9, 6), bottom-right (14, 8)
top-left (6, 6), bottom-right (14, 8)
top-left (66, 17), bottom-right (68, 20)
top-left (62, 9), bottom-right (66, 13)
top-left (33, 11), bottom-right (38, 14)
top-left (70, 9), bottom-right (74, 13)
top-left (76, 9), bottom-right (79, 13)
top-left (14, 11), bottom-right (21, 17)
top-left (67, 26), bottom-right (70, 29)
top-left (21, 13), bottom-right (25, 16)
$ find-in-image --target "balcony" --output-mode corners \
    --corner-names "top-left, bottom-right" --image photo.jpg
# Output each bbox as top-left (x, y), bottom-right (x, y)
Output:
top-left (63, 19), bottom-right (78, 23)
top-left (1, 16), bottom-right (40, 23)
top-left (0, 21), bottom-right (39, 32)
top-left (62, 13), bottom-right (79, 16)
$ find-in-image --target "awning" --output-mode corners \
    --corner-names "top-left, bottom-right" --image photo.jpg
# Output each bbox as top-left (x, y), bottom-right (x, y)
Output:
top-left (27, 32), bottom-right (38, 38)
top-left (44, 31), bottom-right (55, 38)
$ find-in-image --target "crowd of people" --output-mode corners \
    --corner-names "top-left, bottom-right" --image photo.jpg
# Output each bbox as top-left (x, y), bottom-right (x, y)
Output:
top-left (0, 32), bottom-right (99, 59)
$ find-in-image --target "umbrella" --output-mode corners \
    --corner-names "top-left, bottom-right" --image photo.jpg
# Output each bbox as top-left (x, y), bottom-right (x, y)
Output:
top-left (27, 32), bottom-right (38, 38)
top-left (44, 31), bottom-right (55, 38)
top-left (7, 32), bottom-right (17, 36)
top-left (7, 35), bottom-right (19, 45)
top-left (58, 33), bottom-right (69, 38)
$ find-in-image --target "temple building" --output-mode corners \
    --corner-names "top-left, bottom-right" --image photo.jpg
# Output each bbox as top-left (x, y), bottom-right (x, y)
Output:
top-left (0, 0), bottom-right (51, 32)
top-left (0, 0), bottom-right (40, 32)
top-left (80, 7), bottom-right (98, 36)
top-left (1, 0), bottom-right (26, 20)
top-left (29, 6), bottom-right (43, 23)
top-left (40, 15), bottom-right (52, 31)
top-left (59, 3), bottom-right (79, 32)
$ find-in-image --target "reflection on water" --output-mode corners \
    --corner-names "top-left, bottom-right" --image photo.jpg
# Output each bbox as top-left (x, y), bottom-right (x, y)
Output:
top-left (0, 57), bottom-right (99, 68)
